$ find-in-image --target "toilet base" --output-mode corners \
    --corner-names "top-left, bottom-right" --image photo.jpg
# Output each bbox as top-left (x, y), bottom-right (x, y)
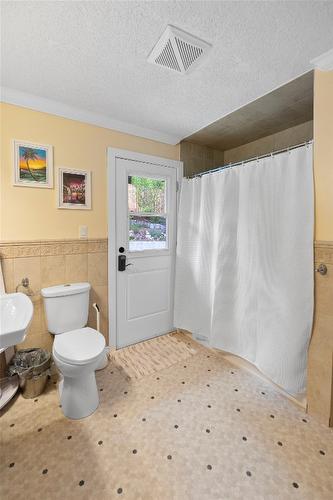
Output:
top-left (53, 351), bottom-right (103, 420)
top-left (59, 371), bottom-right (99, 419)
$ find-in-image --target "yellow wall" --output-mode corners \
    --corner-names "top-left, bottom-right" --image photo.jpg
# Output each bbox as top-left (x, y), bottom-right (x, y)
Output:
top-left (2, 71), bottom-right (332, 243)
top-left (314, 70), bottom-right (333, 242)
top-left (0, 103), bottom-right (180, 241)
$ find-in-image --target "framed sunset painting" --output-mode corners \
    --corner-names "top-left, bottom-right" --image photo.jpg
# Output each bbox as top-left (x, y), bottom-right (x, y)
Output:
top-left (58, 168), bottom-right (91, 210)
top-left (13, 140), bottom-right (53, 188)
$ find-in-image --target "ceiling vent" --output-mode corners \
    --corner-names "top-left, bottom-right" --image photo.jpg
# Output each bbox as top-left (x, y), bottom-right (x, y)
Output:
top-left (148, 25), bottom-right (211, 74)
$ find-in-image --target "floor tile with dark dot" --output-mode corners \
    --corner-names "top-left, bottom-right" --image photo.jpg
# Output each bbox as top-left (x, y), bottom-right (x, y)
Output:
top-left (2, 332), bottom-right (332, 500)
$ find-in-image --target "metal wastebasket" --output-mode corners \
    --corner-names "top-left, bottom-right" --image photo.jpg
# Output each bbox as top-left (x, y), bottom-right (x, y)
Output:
top-left (7, 348), bottom-right (52, 399)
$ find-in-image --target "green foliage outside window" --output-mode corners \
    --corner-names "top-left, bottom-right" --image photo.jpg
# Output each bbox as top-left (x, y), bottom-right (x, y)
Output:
top-left (129, 176), bottom-right (165, 213)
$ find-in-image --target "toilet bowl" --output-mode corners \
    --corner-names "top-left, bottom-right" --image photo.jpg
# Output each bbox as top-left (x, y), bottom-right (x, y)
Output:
top-left (41, 283), bottom-right (106, 419)
top-left (53, 327), bottom-right (105, 419)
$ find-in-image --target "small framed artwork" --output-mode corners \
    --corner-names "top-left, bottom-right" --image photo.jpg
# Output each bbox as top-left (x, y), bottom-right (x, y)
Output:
top-left (58, 168), bottom-right (91, 209)
top-left (13, 140), bottom-right (53, 188)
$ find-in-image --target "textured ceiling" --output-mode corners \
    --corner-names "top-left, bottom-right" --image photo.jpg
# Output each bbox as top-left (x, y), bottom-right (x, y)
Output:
top-left (186, 71), bottom-right (314, 150)
top-left (1, 1), bottom-right (333, 144)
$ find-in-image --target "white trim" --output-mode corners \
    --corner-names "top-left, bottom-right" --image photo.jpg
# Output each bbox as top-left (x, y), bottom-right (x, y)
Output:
top-left (1, 87), bottom-right (181, 146)
top-left (107, 148), bottom-right (183, 349)
top-left (311, 48), bottom-right (333, 71)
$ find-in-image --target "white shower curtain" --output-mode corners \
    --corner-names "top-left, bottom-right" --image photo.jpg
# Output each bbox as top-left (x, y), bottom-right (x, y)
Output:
top-left (174, 145), bottom-right (313, 394)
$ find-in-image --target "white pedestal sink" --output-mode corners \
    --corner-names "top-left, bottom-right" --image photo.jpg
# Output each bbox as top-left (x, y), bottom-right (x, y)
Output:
top-left (1, 293), bottom-right (34, 349)
top-left (0, 292), bottom-right (33, 409)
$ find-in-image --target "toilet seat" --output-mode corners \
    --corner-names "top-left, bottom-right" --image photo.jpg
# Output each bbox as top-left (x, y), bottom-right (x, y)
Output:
top-left (53, 327), bottom-right (105, 366)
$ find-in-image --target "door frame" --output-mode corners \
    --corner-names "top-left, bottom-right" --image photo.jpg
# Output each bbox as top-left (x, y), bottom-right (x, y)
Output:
top-left (107, 148), bottom-right (183, 349)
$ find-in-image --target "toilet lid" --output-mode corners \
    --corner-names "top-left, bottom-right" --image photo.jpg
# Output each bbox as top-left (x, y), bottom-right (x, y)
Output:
top-left (53, 327), bottom-right (105, 365)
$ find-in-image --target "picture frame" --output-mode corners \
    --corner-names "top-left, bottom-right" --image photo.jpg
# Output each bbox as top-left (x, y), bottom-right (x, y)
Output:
top-left (13, 140), bottom-right (53, 188)
top-left (58, 168), bottom-right (91, 210)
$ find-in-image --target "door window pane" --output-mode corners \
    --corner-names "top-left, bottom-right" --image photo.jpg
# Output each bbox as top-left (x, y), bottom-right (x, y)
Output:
top-left (128, 176), bottom-right (165, 214)
top-left (129, 215), bottom-right (167, 251)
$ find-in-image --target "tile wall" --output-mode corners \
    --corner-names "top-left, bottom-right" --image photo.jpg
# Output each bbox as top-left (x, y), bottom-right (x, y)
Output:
top-left (0, 239), bottom-right (108, 351)
top-left (179, 141), bottom-right (224, 177)
top-left (308, 241), bottom-right (333, 426)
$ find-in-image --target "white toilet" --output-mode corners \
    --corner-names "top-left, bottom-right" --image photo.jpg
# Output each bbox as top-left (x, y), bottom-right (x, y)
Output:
top-left (41, 282), bottom-right (106, 419)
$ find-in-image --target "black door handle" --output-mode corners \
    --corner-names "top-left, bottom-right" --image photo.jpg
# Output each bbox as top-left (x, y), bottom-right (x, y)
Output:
top-left (118, 254), bottom-right (126, 271)
top-left (118, 254), bottom-right (133, 271)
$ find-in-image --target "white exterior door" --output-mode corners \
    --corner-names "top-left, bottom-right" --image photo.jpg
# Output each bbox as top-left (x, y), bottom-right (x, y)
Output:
top-left (109, 151), bottom-right (181, 348)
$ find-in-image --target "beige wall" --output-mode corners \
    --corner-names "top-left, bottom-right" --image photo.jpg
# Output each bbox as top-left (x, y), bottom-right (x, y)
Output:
top-left (307, 70), bottom-right (333, 426)
top-left (313, 70), bottom-right (333, 242)
top-left (180, 141), bottom-right (224, 177)
top-left (0, 103), bottom-right (180, 241)
top-left (223, 120), bottom-right (313, 165)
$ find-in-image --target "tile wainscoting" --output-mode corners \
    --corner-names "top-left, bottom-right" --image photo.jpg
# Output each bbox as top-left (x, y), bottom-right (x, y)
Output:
top-left (0, 238), bottom-right (108, 351)
top-left (308, 240), bottom-right (333, 426)
top-left (1, 238), bottom-right (332, 426)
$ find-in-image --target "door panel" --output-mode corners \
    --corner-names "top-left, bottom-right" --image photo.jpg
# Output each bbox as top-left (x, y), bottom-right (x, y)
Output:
top-left (127, 269), bottom-right (169, 320)
top-left (115, 157), bottom-right (177, 348)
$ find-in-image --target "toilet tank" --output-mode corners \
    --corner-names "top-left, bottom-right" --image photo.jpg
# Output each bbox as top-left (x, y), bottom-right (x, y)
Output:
top-left (41, 282), bottom-right (91, 334)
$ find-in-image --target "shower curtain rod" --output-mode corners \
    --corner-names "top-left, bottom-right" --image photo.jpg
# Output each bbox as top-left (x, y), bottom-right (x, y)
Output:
top-left (188, 140), bottom-right (313, 179)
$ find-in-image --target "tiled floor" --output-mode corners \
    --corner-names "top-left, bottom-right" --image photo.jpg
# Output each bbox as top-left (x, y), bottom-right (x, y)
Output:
top-left (1, 335), bottom-right (332, 500)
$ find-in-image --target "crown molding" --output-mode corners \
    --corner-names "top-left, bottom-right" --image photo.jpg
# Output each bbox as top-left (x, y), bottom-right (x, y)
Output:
top-left (0, 87), bottom-right (180, 146)
top-left (311, 48), bottom-right (333, 71)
